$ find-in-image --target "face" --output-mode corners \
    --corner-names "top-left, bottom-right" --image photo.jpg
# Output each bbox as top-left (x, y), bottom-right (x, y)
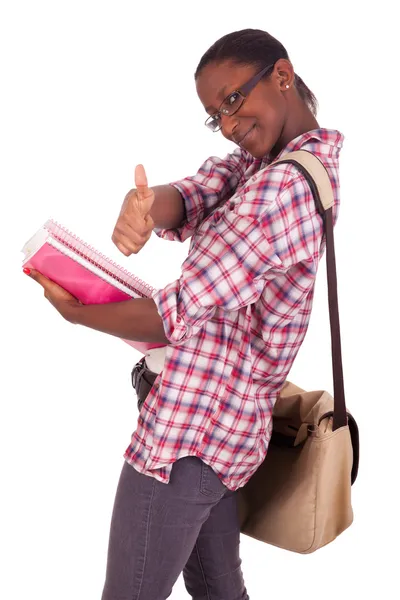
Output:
top-left (196, 59), bottom-right (293, 159)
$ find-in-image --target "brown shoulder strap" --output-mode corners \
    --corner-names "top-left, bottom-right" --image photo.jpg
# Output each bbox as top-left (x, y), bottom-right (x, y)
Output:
top-left (273, 150), bottom-right (347, 431)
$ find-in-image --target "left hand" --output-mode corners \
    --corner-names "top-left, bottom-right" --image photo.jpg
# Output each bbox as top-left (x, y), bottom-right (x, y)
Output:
top-left (23, 268), bottom-right (82, 321)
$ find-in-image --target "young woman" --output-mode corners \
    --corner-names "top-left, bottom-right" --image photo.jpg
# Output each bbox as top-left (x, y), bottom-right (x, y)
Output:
top-left (26, 28), bottom-right (343, 600)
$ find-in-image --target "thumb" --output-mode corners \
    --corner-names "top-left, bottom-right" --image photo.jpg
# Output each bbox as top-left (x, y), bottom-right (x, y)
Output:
top-left (134, 164), bottom-right (154, 217)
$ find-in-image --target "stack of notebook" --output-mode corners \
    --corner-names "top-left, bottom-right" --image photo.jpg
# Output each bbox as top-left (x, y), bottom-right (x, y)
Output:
top-left (21, 218), bottom-right (166, 353)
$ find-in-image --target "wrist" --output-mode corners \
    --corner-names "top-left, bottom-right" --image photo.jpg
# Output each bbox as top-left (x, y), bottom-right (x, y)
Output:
top-left (63, 301), bottom-right (82, 324)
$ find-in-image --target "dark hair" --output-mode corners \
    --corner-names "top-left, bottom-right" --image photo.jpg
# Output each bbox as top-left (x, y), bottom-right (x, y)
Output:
top-left (195, 29), bottom-right (318, 116)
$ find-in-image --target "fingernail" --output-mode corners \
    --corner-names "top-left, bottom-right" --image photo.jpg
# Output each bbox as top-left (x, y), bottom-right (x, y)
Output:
top-left (23, 268), bottom-right (31, 275)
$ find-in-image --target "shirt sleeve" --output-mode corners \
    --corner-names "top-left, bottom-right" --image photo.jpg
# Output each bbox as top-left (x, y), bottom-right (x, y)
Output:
top-left (151, 171), bottom-right (324, 347)
top-left (151, 206), bottom-right (285, 346)
top-left (152, 147), bottom-right (253, 243)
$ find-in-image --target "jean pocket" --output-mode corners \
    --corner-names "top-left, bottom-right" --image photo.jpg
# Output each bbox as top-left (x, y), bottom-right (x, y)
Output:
top-left (199, 461), bottom-right (227, 499)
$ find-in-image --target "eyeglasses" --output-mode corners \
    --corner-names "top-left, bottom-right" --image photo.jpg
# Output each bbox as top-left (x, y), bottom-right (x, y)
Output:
top-left (204, 63), bottom-right (275, 132)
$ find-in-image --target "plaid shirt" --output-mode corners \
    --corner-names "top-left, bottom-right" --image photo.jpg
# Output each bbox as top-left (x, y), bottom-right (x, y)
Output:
top-left (124, 128), bottom-right (344, 491)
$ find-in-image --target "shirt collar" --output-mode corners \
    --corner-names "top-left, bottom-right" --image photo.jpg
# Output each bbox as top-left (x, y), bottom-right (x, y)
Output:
top-left (259, 128), bottom-right (344, 167)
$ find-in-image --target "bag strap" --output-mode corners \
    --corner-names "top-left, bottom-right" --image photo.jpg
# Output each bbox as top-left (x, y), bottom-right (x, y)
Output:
top-left (272, 150), bottom-right (347, 431)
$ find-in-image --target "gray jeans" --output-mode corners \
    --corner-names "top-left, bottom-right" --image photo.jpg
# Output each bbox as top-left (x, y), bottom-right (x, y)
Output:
top-left (101, 456), bottom-right (250, 600)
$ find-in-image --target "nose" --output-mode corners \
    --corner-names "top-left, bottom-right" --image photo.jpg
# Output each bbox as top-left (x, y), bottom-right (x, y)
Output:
top-left (220, 112), bottom-right (240, 141)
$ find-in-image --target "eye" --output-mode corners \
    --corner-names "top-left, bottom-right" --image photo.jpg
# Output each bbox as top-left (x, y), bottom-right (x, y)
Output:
top-left (221, 92), bottom-right (242, 115)
top-left (205, 113), bottom-right (222, 131)
top-left (228, 92), bottom-right (240, 105)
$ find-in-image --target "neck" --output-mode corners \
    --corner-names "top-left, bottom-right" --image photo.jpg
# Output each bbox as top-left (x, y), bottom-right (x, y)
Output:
top-left (270, 102), bottom-right (319, 159)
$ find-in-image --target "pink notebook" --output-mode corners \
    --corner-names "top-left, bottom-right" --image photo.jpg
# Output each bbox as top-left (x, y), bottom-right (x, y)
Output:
top-left (21, 218), bottom-right (166, 353)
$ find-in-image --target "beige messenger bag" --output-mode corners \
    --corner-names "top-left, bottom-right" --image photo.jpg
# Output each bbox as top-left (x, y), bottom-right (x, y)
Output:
top-left (236, 150), bottom-right (359, 554)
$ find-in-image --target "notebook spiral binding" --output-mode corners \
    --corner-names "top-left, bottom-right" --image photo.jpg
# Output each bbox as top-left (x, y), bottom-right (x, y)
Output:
top-left (45, 218), bottom-right (155, 299)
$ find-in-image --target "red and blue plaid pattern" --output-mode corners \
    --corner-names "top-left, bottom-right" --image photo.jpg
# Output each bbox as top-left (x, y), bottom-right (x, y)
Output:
top-left (124, 129), bottom-right (344, 491)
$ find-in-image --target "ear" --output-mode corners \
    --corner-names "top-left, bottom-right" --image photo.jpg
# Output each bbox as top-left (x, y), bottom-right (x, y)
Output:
top-left (274, 58), bottom-right (295, 91)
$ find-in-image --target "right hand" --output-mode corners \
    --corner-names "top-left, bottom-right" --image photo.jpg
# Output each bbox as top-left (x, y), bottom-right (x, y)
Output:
top-left (112, 164), bottom-right (155, 256)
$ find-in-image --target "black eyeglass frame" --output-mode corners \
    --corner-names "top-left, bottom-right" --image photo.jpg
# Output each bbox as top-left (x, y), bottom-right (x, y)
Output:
top-left (204, 62), bottom-right (275, 132)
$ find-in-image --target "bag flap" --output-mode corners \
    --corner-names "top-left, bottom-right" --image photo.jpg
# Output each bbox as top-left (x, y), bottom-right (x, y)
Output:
top-left (273, 381), bottom-right (334, 444)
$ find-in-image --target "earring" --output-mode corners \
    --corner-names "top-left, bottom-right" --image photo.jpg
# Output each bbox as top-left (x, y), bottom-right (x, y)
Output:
top-left (285, 84), bottom-right (290, 89)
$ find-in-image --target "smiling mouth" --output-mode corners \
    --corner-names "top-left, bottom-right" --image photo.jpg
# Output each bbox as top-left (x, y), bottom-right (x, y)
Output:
top-left (238, 126), bottom-right (255, 145)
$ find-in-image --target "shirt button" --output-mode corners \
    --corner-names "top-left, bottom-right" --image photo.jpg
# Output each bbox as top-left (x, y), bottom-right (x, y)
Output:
top-left (176, 316), bottom-right (182, 323)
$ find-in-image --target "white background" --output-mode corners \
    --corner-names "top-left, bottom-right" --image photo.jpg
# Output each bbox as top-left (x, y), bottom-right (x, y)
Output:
top-left (1, 1), bottom-right (398, 598)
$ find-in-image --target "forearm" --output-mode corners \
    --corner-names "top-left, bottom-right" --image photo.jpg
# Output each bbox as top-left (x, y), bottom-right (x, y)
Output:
top-left (150, 184), bottom-right (186, 229)
top-left (65, 298), bottom-right (169, 344)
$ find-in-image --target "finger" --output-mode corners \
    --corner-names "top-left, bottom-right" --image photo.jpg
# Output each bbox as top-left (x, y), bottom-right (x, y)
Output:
top-left (144, 213), bottom-right (154, 229)
top-left (134, 164), bottom-right (149, 200)
top-left (26, 268), bottom-right (46, 286)
top-left (113, 240), bottom-right (133, 257)
top-left (27, 269), bottom-right (52, 299)
top-left (134, 164), bottom-right (155, 216)
top-left (26, 268), bottom-right (59, 293)
top-left (112, 228), bottom-right (148, 255)
top-left (114, 217), bottom-right (151, 241)
top-left (112, 236), bottom-right (142, 256)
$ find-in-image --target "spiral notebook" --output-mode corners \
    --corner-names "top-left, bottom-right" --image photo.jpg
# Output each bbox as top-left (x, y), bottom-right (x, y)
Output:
top-left (21, 218), bottom-right (166, 354)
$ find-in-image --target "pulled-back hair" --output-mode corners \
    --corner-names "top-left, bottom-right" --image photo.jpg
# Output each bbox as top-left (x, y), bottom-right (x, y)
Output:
top-left (195, 29), bottom-right (318, 116)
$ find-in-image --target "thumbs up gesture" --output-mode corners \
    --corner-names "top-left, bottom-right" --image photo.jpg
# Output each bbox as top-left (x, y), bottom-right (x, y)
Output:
top-left (112, 164), bottom-right (155, 256)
